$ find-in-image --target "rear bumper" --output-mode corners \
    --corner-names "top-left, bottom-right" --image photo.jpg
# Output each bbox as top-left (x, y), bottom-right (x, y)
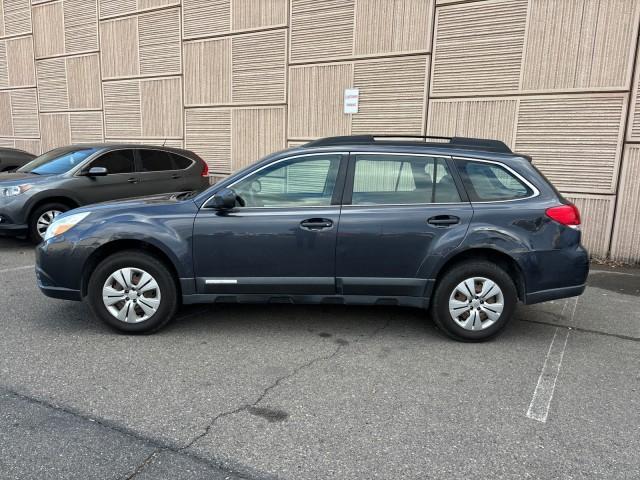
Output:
top-left (520, 245), bottom-right (589, 305)
top-left (524, 282), bottom-right (586, 305)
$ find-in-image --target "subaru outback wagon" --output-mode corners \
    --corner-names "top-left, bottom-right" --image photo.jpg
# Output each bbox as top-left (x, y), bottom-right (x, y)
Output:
top-left (35, 135), bottom-right (588, 341)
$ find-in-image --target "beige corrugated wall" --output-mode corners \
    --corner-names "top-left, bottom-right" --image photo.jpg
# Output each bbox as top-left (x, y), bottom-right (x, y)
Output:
top-left (1, 0), bottom-right (640, 262)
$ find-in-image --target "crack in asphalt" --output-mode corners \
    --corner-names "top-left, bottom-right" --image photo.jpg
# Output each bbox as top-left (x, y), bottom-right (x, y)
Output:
top-left (181, 343), bottom-right (345, 451)
top-left (122, 448), bottom-right (162, 480)
top-left (0, 386), bottom-right (251, 480)
top-left (181, 316), bottom-right (392, 452)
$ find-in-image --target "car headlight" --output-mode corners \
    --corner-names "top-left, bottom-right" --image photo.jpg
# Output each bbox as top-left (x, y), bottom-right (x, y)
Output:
top-left (44, 212), bottom-right (91, 241)
top-left (1, 184), bottom-right (31, 197)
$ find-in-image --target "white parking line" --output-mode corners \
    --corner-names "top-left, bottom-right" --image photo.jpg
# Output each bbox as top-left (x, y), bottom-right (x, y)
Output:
top-left (0, 265), bottom-right (34, 274)
top-left (526, 327), bottom-right (570, 423)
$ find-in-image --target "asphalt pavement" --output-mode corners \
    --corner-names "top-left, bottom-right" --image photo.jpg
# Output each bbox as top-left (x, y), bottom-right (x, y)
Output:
top-left (0, 236), bottom-right (638, 479)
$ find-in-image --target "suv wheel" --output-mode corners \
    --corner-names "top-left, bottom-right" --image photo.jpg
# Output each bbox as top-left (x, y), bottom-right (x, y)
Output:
top-left (29, 202), bottom-right (69, 243)
top-left (87, 251), bottom-right (179, 334)
top-left (430, 261), bottom-right (517, 342)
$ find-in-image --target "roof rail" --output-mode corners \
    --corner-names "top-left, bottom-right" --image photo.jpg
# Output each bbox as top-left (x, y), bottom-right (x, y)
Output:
top-left (303, 135), bottom-right (512, 154)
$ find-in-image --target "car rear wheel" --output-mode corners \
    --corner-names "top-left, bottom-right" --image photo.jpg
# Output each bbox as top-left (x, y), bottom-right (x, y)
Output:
top-left (29, 202), bottom-right (69, 243)
top-left (430, 261), bottom-right (517, 342)
top-left (87, 251), bottom-right (179, 334)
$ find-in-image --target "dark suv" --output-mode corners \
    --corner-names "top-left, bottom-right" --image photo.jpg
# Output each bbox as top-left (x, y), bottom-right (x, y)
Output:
top-left (35, 135), bottom-right (588, 341)
top-left (0, 144), bottom-right (210, 241)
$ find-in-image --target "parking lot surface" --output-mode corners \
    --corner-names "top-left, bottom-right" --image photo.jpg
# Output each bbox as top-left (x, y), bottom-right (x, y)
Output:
top-left (0, 236), bottom-right (638, 479)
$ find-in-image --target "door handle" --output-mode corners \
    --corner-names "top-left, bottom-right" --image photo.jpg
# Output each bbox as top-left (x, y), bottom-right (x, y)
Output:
top-left (127, 177), bottom-right (139, 184)
top-left (300, 218), bottom-right (333, 230)
top-left (171, 174), bottom-right (181, 180)
top-left (427, 215), bottom-right (460, 227)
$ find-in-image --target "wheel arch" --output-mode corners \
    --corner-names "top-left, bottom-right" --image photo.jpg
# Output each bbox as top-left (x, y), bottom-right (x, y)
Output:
top-left (27, 195), bottom-right (81, 220)
top-left (433, 248), bottom-right (526, 302)
top-left (80, 239), bottom-right (182, 299)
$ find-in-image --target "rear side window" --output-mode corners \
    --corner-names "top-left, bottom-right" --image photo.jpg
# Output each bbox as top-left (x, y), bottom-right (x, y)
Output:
top-left (456, 160), bottom-right (533, 202)
top-left (351, 155), bottom-right (461, 205)
top-left (170, 153), bottom-right (193, 170)
top-left (138, 150), bottom-right (174, 172)
top-left (90, 150), bottom-right (135, 174)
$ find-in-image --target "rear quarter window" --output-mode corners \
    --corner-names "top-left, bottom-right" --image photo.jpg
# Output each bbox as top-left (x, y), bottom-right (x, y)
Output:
top-left (456, 160), bottom-right (533, 202)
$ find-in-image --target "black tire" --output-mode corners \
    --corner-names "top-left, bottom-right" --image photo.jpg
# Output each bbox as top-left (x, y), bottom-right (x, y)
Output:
top-left (28, 202), bottom-right (70, 244)
top-left (430, 261), bottom-right (517, 342)
top-left (87, 250), bottom-right (179, 334)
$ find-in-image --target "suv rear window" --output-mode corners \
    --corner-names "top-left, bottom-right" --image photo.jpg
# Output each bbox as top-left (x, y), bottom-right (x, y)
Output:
top-left (456, 160), bottom-right (532, 202)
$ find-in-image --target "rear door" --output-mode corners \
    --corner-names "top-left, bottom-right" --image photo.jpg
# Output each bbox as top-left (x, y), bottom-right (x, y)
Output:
top-left (73, 149), bottom-right (138, 203)
top-left (335, 152), bottom-right (473, 297)
top-left (136, 149), bottom-right (183, 195)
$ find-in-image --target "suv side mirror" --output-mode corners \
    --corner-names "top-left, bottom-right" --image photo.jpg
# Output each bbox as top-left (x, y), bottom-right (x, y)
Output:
top-left (85, 167), bottom-right (108, 177)
top-left (210, 188), bottom-right (239, 210)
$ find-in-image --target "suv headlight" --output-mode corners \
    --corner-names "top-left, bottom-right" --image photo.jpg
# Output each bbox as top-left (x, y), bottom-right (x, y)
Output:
top-left (44, 211), bottom-right (91, 241)
top-left (1, 184), bottom-right (31, 197)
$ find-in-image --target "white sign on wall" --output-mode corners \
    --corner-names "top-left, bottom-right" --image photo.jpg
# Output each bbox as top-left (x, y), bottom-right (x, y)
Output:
top-left (344, 88), bottom-right (359, 114)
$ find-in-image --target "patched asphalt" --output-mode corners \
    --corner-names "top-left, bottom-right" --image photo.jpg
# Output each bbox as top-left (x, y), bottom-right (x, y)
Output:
top-left (0, 236), bottom-right (638, 479)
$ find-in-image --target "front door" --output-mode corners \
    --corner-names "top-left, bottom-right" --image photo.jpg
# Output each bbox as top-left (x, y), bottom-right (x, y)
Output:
top-left (193, 153), bottom-right (347, 295)
top-left (73, 149), bottom-right (138, 203)
top-left (335, 153), bottom-right (473, 297)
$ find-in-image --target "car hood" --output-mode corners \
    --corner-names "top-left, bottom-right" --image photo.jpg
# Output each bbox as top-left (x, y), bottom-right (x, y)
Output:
top-left (71, 191), bottom-right (196, 216)
top-left (0, 171), bottom-right (55, 186)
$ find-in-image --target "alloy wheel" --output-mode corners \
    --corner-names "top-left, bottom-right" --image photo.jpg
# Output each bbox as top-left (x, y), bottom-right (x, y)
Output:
top-left (102, 267), bottom-right (162, 323)
top-left (448, 277), bottom-right (504, 331)
top-left (36, 210), bottom-right (63, 238)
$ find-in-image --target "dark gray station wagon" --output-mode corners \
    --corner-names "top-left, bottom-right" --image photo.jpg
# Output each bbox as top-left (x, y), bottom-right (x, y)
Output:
top-left (0, 144), bottom-right (210, 241)
top-left (36, 135), bottom-right (589, 341)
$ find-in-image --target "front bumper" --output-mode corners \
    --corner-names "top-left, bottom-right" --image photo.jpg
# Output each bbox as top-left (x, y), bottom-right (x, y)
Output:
top-left (35, 238), bottom-right (86, 302)
top-left (36, 264), bottom-right (82, 300)
top-left (0, 221), bottom-right (27, 236)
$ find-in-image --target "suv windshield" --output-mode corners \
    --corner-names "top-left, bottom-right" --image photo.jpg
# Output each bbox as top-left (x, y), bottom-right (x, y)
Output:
top-left (18, 147), bottom-right (99, 175)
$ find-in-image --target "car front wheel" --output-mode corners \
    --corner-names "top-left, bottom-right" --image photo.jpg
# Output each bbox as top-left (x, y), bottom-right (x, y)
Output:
top-left (87, 250), bottom-right (179, 334)
top-left (29, 202), bottom-right (70, 243)
top-left (430, 261), bottom-right (517, 342)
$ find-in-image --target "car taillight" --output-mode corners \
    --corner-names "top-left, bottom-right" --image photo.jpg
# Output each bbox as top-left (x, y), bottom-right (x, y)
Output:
top-left (545, 204), bottom-right (581, 228)
top-left (200, 159), bottom-right (209, 177)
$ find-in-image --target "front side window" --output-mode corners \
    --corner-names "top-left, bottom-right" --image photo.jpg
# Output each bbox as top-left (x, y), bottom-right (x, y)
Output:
top-left (351, 154), bottom-right (461, 205)
top-left (456, 160), bottom-right (532, 202)
top-left (233, 154), bottom-right (342, 207)
top-left (89, 150), bottom-right (135, 174)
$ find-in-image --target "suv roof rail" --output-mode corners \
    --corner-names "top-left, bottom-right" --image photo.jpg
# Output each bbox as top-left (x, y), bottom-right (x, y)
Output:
top-left (303, 135), bottom-right (513, 154)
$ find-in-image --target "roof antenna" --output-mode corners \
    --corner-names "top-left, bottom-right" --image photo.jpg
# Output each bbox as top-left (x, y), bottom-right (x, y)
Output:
top-left (162, 138), bottom-right (167, 147)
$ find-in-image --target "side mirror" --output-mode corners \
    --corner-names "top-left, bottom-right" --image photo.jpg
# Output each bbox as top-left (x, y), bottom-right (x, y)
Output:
top-left (85, 167), bottom-right (108, 177)
top-left (210, 188), bottom-right (239, 210)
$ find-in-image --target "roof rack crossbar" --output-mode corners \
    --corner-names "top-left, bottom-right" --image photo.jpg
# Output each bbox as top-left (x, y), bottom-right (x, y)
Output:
top-left (303, 135), bottom-right (512, 153)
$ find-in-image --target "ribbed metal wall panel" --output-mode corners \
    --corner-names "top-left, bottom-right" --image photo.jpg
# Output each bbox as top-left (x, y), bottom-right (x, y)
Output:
top-left (515, 94), bottom-right (626, 194)
top-left (610, 146), bottom-right (640, 263)
top-left (290, 0), bottom-right (354, 63)
top-left (288, 63), bottom-right (352, 139)
top-left (565, 194), bottom-right (615, 259)
top-left (431, 0), bottom-right (527, 97)
top-left (351, 56), bottom-right (427, 135)
top-left (427, 98), bottom-right (518, 147)
top-left (521, 0), bottom-right (639, 92)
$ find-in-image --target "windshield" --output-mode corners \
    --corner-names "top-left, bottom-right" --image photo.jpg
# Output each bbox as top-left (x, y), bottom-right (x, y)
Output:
top-left (17, 147), bottom-right (99, 175)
